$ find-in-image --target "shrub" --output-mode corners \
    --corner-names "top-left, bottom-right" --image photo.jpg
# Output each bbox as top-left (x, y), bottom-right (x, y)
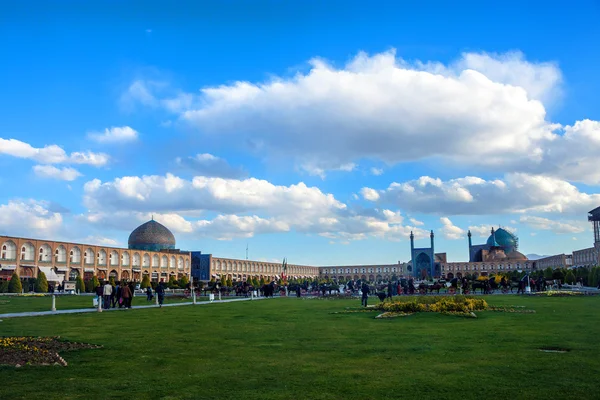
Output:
top-left (140, 274), bottom-right (151, 289)
top-left (564, 270), bottom-right (575, 285)
top-left (0, 280), bottom-right (9, 293)
top-left (8, 272), bottom-right (22, 293)
top-left (76, 275), bottom-right (85, 293)
top-left (91, 276), bottom-right (100, 291)
top-left (35, 271), bottom-right (49, 293)
top-left (179, 275), bottom-right (189, 288)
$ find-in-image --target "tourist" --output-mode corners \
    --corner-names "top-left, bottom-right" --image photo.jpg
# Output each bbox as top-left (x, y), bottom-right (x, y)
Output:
top-left (128, 282), bottom-right (135, 308)
top-left (361, 282), bottom-right (370, 307)
top-left (95, 283), bottom-right (103, 307)
top-left (115, 283), bottom-right (122, 308)
top-left (387, 281), bottom-right (393, 300)
top-left (296, 285), bottom-right (301, 298)
top-left (110, 281), bottom-right (117, 308)
top-left (156, 281), bottom-right (165, 307)
top-left (102, 281), bottom-right (113, 309)
top-left (121, 283), bottom-right (132, 309)
top-left (146, 286), bottom-right (153, 302)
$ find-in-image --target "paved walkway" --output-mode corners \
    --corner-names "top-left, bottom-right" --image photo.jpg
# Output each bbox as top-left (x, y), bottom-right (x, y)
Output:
top-left (0, 296), bottom-right (266, 319)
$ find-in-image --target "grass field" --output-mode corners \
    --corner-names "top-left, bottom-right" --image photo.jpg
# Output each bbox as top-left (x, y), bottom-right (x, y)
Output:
top-left (1, 295), bottom-right (599, 400)
top-left (0, 294), bottom-right (209, 314)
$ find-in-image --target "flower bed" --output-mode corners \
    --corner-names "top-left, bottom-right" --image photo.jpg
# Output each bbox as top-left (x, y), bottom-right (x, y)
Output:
top-left (0, 336), bottom-right (101, 367)
top-left (375, 296), bottom-right (488, 314)
top-left (375, 311), bottom-right (413, 319)
top-left (534, 290), bottom-right (585, 297)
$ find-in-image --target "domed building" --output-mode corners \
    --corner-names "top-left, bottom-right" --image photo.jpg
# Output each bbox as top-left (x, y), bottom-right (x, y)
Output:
top-left (128, 219), bottom-right (176, 252)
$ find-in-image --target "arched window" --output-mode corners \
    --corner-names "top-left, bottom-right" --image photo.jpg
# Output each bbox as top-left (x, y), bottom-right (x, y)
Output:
top-left (1, 240), bottom-right (17, 260)
top-left (70, 247), bottom-right (81, 263)
top-left (185, 259), bottom-right (189, 269)
top-left (133, 252), bottom-right (141, 267)
top-left (20, 242), bottom-right (35, 261)
top-left (143, 253), bottom-right (151, 267)
top-left (97, 249), bottom-right (107, 265)
top-left (38, 244), bottom-right (52, 262)
top-left (84, 248), bottom-right (94, 264)
top-left (55, 245), bottom-right (67, 263)
top-left (178, 257), bottom-right (183, 269)
top-left (152, 254), bottom-right (159, 267)
top-left (170, 256), bottom-right (175, 268)
top-left (161, 255), bottom-right (168, 268)
top-left (122, 252), bottom-right (130, 266)
top-left (110, 250), bottom-right (119, 266)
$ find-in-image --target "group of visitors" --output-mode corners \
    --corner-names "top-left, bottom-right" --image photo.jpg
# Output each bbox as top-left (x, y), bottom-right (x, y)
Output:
top-left (95, 281), bottom-right (134, 309)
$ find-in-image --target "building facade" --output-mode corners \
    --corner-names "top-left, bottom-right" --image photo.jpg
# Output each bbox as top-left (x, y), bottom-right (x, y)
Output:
top-left (319, 263), bottom-right (409, 282)
top-left (535, 254), bottom-right (573, 270)
top-left (0, 219), bottom-right (191, 284)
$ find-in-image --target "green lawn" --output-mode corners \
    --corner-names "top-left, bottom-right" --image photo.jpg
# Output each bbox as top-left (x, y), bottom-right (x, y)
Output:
top-left (0, 295), bottom-right (209, 314)
top-left (0, 295), bottom-right (599, 400)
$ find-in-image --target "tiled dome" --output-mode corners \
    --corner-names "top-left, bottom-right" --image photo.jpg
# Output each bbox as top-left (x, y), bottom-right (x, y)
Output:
top-left (128, 220), bottom-right (176, 251)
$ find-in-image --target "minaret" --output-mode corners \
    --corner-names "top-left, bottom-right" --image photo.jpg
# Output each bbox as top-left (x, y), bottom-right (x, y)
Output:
top-left (430, 230), bottom-right (435, 277)
top-left (410, 231), bottom-right (415, 276)
top-left (467, 230), bottom-right (472, 262)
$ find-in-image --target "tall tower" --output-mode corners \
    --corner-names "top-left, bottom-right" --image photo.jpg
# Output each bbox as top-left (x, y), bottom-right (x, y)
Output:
top-left (430, 230), bottom-right (435, 276)
top-left (410, 231), bottom-right (415, 276)
top-left (467, 230), bottom-right (472, 262)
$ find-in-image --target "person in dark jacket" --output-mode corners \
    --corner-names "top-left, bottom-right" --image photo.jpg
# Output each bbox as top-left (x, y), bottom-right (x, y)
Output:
top-left (387, 282), bottom-right (393, 300)
top-left (146, 286), bottom-right (153, 301)
top-left (127, 282), bottom-right (135, 308)
top-left (156, 282), bottom-right (165, 307)
top-left (361, 282), bottom-right (370, 307)
top-left (121, 283), bottom-right (132, 309)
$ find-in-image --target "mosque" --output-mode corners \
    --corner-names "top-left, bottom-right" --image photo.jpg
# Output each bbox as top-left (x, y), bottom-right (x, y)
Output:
top-left (0, 218), bottom-right (535, 287)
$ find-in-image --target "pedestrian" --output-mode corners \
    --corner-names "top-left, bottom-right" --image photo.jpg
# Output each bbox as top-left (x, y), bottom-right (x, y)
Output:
top-left (111, 281), bottom-right (118, 308)
top-left (128, 282), bottom-right (135, 308)
top-left (296, 285), bottom-right (301, 298)
top-left (156, 281), bottom-right (165, 307)
top-left (387, 281), bottom-right (393, 300)
top-left (102, 280), bottom-right (113, 309)
top-left (146, 286), bottom-right (153, 302)
top-left (121, 283), bottom-right (132, 309)
top-left (95, 284), bottom-right (103, 307)
top-left (116, 283), bottom-right (123, 308)
top-left (361, 282), bottom-right (370, 307)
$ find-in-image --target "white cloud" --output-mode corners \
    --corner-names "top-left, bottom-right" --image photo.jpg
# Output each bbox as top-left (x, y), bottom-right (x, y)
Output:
top-left (440, 217), bottom-right (465, 240)
top-left (176, 153), bottom-right (246, 179)
top-left (0, 199), bottom-right (63, 237)
top-left (519, 215), bottom-right (588, 234)
top-left (82, 236), bottom-right (121, 247)
top-left (370, 167), bottom-right (384, 176)
top-left (468, 225), bottom-right (491, 238)
top-left (0, 137), bottom-right (109, 166)
top-left (88, 126), bottom-right (139, 143)
top-left (364, 173), bottom-right (600, 216)
top-left (409, 217), bottom-right (424, 226)
top-left (33, 165), bottom-right (82, 181)
top-left (126, 51), bottom-right (600, 185)
top-left (360, 187), bottom-right (380, 201)
top-left (81, 173), bottom-right (429, 242)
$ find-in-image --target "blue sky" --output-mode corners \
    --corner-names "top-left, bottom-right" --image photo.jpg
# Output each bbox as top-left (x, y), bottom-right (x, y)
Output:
top-left (1, 1), bottom-right (600, 265)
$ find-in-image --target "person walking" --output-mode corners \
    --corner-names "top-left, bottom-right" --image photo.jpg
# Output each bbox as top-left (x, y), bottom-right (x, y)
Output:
top-left (121, 283), bottom-right (132, 309)
top-left (361, 282), bottom-right (370, 307)
top-left (156, 281), bottom-right (165, 307)
top-left (95, 283), bottom-right (103, 307)
top-left (146, 286), bottom-right (153, 302)
top-left (102, 281), bottom-right (113, 309)
top-left (111, 282), bottom-right (119, 308)
top-left (387, 281), bottom-right (393, 301)
top-left (127, 282), bottom-right (135, 308)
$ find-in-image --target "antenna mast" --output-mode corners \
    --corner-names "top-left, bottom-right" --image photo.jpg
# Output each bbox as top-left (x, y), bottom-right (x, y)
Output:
top-left (246, 243), bottom-right (248, 260)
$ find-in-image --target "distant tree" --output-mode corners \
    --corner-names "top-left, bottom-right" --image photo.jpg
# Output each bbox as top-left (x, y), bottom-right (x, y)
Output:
top-left (225, 278), bottom-right (232, 287)
top-left (552, 269), bottom-right (565, 281)
top-left (76, 275), bottom-right (85, 293)
top-left (140, 274), bottom-right (151, 289)
top-left (109, 276), bottom-right (116, 286)
top-left (565, 270), bottom-right (575, 285)
top-left (0, 280), bottom-right (8, 293)
top-left (251, 277), bottom-right (259, 287)
top-left (167, 275), bottom-right (178, 289)
top-left (8, 272), bottom-right (22, 293)
top-left (179, 275), bottom-right (189, 288)
top-left (259, 277), bottom-right (266, 286)
top-left (35, 271), bottom-right (49, 293)
top-left (91, 276), bottom-right (100, 290)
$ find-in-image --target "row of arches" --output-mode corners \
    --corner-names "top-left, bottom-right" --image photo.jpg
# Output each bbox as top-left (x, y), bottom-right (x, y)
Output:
top-left (1, 240), bottom-right (189, 270)
top-left (212, 258), bottom-right (317, 275)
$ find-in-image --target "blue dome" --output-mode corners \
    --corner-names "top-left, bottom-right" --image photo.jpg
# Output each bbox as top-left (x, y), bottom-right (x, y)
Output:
top-left (128, 220), bottom-right (176, 251)
top-left (486, 228), bottom-right (517, 253)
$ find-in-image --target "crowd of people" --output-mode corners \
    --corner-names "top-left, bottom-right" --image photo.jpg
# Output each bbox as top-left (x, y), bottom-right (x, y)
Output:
top-left (94, 281), bottom-right (167, 309)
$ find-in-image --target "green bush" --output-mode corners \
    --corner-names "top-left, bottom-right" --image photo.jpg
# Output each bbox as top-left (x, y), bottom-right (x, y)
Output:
top-left (565, 270), bottom-right (575, 284)
top-left (140, 274), bottom-right (151, 289)
top-left (76, 275), bottom-right (85, 293)
top-left (0, 280), bottom-right (9, 293)
top-left (35, 271), bottom-right (49, 293)
top-left (109, 276), bottom-right (116, 286)
top-left (8, 272), bottom-right (22, 293)
top-left (179, 275), bottom-right (189, 288)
